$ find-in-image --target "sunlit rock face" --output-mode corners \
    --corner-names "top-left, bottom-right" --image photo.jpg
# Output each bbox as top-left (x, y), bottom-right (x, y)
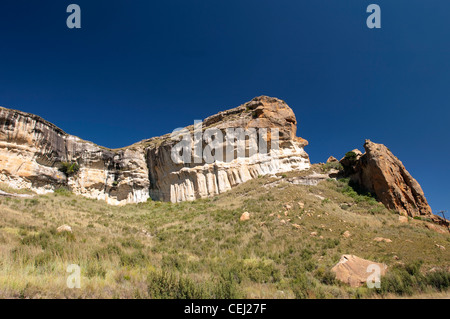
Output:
top-left (147, 96), bottom-right (310, 202)
top-left (0, 107), bottom-right (150, 205)
top-left (0, 96), bottom-right (310, 204)
top-left (340, 140), bottom-right (447, 226)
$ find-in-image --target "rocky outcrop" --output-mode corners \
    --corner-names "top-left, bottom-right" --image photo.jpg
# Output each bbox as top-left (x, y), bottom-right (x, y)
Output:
top-left (341, 140), bottom-right (447, 226)
top-left (0, 96), bottom-right (310, 204)
top-left (146, 96), bottom-right (310, 202)
top-left (0, 106), bottom-right (150, 205)
top-left (326, 156), bottom-right (338, 163)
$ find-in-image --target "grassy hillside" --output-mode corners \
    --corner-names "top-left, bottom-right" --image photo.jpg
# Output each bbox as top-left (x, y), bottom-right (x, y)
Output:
top-left (0, 165), bottom-right (449, 299)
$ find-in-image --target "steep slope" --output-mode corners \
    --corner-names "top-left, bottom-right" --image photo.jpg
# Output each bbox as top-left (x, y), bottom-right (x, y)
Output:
top-left (0, 164), bottom-right (448, 298)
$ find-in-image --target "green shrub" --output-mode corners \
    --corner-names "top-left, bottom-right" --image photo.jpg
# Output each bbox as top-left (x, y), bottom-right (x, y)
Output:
top-left (147, 270), bottom-right (208, 299)
top-left (314, 267), bottom-right (336, 285)
top-left (323, 162), bottom-right (343, 171)
top-left (25, 199), bottom-right (39, 206)
top-left (291, 273), bottom-right (316, 299)
top-left (426, 270), bottom-right (450, 291)
top-left (85, 261), bottom-right (107, 279)
top-left (344, 151), bottom-right (358, 161)
top-left (376, 261), bottom-right (450, 296)
top-left (21, 231), bottom-right (52, 249)
top-left (59, 162), bottom-right (80, 177)
top-left (54, 187), bottom-right (72, 196)
top-left (120, 251), bottom-right (149, 267)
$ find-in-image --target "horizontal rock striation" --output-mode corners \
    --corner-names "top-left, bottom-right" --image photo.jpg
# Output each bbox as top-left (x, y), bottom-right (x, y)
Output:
top-left (0, 96), bottom-right (310, 204)
top-left (146, 96), bottom-right (310, 202)
top-left (0, 106), bottom-right (150, 205)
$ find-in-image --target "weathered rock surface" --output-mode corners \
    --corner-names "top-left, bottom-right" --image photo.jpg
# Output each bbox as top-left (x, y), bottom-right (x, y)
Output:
top-left (373, 237), bottom-right (392, 243)
top-left (331, 255), bottom-right (387, 287)
top-left (0, 106), bottom-right (150, 205)
top-left (341, 140), bottom-right (447, 226)
top-left (146, 96), bottom-right (310, 202)
top-left (0, 96), bottom-right (310, 204)
top-left (56, 225), bottom-right (72, 233)
top-left (326, 156), bottom-right (338, 163)
top-left (240, 212), bottom-right (250, 221)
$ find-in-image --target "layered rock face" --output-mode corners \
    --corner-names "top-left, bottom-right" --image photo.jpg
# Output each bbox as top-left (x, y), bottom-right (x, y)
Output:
top-left (0, 107), bottom-right (150, 205)
top-left (0, 96), bottom-right (310, 204)
top-left (146, 96), bottom-right (310, 202)
top-left (341, 140), bottom-right (445, 224)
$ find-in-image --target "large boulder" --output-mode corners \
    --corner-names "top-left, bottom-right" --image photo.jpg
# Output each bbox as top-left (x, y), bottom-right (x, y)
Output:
top-left (331, 255), bottom-right (387, 287)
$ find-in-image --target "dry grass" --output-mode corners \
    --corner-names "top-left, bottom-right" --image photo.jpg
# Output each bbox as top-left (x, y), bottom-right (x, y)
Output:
top-left (0, 167), bottom-right (448, 299)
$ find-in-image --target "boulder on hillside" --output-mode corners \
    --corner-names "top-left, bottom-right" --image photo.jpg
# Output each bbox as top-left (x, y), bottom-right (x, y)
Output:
top-left (331, 255), bottom-right (387, 287)
top-left (240, 212), bottom-right (250, 221)
top-left (57, 225), bottom-right (72, 233)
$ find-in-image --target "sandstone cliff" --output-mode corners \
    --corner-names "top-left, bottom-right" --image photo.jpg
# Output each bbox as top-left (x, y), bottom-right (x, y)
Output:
top-left (0, 96), bottom-right (310, 204)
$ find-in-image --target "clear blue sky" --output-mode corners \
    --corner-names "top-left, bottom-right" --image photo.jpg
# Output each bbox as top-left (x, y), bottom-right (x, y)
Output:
top-left (0, 1), bottom-right (449, 212)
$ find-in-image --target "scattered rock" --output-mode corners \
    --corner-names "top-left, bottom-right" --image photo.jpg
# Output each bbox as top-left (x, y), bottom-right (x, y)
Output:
top-left (0, 190), bottom-right (34, 199)
top-left (331, 255), bottom-right (387, 287)
top-left (240, 212), bottom-right (250, 221)
top-left (310, 232), bottom-right (318, 237)
top-left (399, 216), bottom-right (408, 223)
top-left (425, 223), bottom-right (448, 235)
top-left (343, 231), bottom-right (351, 238)
top-left (298, 202), bottom-right (305, 209)
top-left (284, 204), bottom-right (292, 210)
top-left (141, 229), bottom-right (152, 238)
top-left (57, 225), bottom-right (72, 233)
top-left (374, 237), bottom-right (392, 243)
top-left (292, 223), bottom-right (301, 229)
top-left (435, 244), bottom-right (446, 250)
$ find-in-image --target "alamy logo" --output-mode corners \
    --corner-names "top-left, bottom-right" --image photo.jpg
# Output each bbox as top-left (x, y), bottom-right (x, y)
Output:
top-left (67, 4), bottom-right (81, 29)
top-left (366, 264), bottom-right (381, 288)
top-left (66, 264), bottom-right (81, 289)
top-left (367, 4), bottom-right (381, 29)
top-left (170, 121), bottom-right (280, 165)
